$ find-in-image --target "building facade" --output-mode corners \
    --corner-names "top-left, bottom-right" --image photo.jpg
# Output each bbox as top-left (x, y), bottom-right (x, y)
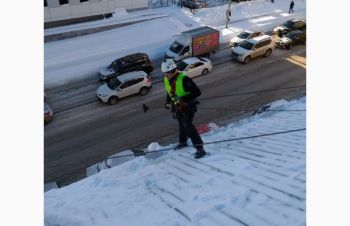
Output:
top-left (44, 0), bottom-right (148, 28)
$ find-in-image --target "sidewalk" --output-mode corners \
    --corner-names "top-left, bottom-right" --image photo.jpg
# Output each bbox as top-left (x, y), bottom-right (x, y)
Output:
top-left (44, 13), bottom-right (170, 42)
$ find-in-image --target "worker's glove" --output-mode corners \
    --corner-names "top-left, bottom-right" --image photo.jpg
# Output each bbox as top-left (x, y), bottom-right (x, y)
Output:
top-left (164, 103), bottom-right (171, 109)
top-left (177, 97), bottom-right (187, 107)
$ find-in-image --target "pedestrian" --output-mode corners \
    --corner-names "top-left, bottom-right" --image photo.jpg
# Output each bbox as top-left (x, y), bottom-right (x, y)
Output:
top-left (289, 0), bottom-right (295, 13)
top-left (161, 59), bottom-right (206, 159)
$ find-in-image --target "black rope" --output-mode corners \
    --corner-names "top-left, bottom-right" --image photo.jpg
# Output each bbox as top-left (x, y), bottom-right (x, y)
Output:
top-left (104, 128), bottom-right (306, 161)
top-left (199, 85), bottom-right (305, 101)
top-left (197, 107), bottom-right (306, 112)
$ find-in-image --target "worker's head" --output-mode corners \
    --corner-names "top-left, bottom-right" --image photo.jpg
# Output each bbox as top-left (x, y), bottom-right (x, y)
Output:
top-left (161, 59), bottom-right (177, 79)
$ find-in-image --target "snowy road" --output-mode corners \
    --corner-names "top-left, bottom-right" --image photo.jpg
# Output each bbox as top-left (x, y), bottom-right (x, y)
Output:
top-left (44, 45), bottom-right (306, 185)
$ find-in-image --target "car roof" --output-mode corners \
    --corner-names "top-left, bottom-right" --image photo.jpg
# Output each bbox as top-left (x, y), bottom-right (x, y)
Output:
top-left (182, 57), bottom-right (202, 65)
top-left (117, 71), bottom-right (147, 82)
top-left (247, 35), bottom-right (272, 44)
top-left (241, 30), bottom-right (253, 34)
top-left (116, 52), bottom-right (149, 62)
top-left (287, 19), bottom-right (304, 23)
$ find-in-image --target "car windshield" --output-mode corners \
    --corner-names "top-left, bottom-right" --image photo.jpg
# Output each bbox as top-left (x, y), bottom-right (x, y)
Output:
top-left (238, 41), bottom-right (254, 50)
top-left (177, 61), bottom-right (189, 71)
top-left (237, 32), bottom-right (251, 39)
top-left (107, 77), bottom-right (122, 90)
top-left (282, 20), bottom-right (294, 28)
top-left (108, 60), bottom-right (121, 71)
top-left (170, 41), bottom-right (184, 54)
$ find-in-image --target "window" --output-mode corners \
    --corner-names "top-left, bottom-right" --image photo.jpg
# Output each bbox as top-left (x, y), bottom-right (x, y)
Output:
top-left (120, 81), bottom-right (131, 89)
top-left (59, 0), bottom-right (69, 5)
top-left (181, 46), bottom-right (190, 55)
top-left (80, 0), bottom-right (89, 2)
top-left (193, 62), bottom-right (204, 68)
top-left (255, 42), bottom-right (264, 49)
top-left (44, 0), bottom-right (47, 7)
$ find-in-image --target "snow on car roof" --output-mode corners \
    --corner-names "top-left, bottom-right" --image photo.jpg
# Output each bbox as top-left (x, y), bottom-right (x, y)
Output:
top-left (248, 34), bottom-right (272, 44)
top-left (182, 57), bottom-right (202, 65)
top-left (117, 71), bottom-right (147, 82)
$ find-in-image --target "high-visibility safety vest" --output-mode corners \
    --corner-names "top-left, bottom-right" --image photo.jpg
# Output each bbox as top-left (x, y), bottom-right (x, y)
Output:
top-left (164, 73), bottom-right (190, 101)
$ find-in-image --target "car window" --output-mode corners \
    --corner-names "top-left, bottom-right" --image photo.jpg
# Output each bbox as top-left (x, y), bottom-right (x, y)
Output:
top-left (120, 81), bottom-right (131, 89)
top-left (181, 46), bottom-right (190, 55)
top-left (135, 77), bottom-right (144, 84)
top-left (170, 41), bottom-right (184, 54)
top-left (237, 32), bottom-right (251, 39)
top-left (251, 32), bottom-right (260, 38)
top-left (177, 61), bottom-right (188, 71)
top-left (238, 41), bottom-right (254, 50)
top-left (193, 62), bottom-right (204, 68)
top-left (107, 78), bottom-right (122, 90)
top-left (255, 42), bottom-right (264, 49)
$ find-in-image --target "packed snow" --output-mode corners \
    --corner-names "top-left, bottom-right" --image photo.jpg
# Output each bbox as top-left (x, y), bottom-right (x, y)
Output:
top-left (45, 97), bottom-right (306, 226)
top-left (44, 0), bottom-right (306, 88)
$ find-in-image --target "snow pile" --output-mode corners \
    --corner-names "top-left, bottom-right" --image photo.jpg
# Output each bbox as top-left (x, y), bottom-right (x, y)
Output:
top-left (45, 97), bottom-right (306, 226)
top-left (112, 8), bottom-right (128, 19)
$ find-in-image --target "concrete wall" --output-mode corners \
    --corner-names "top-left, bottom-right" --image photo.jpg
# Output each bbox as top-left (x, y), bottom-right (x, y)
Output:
top-left (44, 0), bottom-right (148, 23)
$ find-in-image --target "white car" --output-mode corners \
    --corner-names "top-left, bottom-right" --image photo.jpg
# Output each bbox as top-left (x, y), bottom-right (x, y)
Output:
top-left (230, 30), bottom-right (264, 47)
top-left (231, 35), bottom-right (275, 64)
top-left (96, 71), bottom-right (152, 105)
top-left (176, 57), bottom-right (212, 78)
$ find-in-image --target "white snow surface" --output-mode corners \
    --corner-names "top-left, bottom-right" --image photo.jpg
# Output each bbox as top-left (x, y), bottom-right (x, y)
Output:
top-left (45, 97), bottom-right (306, 226)
top-left (44, 0), bottom-right (306, 88)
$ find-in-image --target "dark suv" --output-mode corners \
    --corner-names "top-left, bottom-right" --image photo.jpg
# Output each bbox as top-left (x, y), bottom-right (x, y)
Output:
top-left (275, 30), bottom-right (306, 49)
top-left (273, 19), bottom-right (306, 37)
top-left (98, 53), bottom-right (153, 82)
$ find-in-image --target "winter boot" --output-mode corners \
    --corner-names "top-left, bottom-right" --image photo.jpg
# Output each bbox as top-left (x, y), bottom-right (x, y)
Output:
top-left (175, 142), bottom-right (188, 150)
top-left (194, 148), bottom-right (206, 159)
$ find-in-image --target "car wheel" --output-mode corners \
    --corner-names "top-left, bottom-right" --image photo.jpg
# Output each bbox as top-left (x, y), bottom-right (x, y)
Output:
top-left (139, 87), bottom-right (149, 96)
top-left (202, 68), bottom-right (209, 75)
top-left (243, 56), bottom-right (251, 64)
top-left (265, 49), bottom-right (272, 57)
top-left (108, 96), bottom-right (118, 105)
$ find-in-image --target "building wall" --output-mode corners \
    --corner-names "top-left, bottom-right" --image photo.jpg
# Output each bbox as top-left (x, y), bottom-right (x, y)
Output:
top-left (44, 0), bottom-right (149, 23)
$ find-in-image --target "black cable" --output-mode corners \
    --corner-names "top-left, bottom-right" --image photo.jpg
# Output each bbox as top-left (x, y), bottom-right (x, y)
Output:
top-left (104, 128), bottom-right (306, 161)
top-left (199, 85), bottom-right (305, 101)
top-left (197, 107), bottom-right (306, 112)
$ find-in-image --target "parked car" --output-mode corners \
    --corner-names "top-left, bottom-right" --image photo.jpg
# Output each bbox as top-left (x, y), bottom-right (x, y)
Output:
top-left (273, 19), bottom-right (306, 37)
top-left (275, 30), bottom-right (306, 49)
top-left (96, 71), bottom-right (152, 105)
top-left (231, 35), bottom-right (275, 64)
top-left (176, 57), bottom-right (212, 78)
top-left (44, 102), bottom-right (53, 125)
top-left (98, 53), bottom-right (153, 82)
top-left (230, 30), bottom-right (264, 47)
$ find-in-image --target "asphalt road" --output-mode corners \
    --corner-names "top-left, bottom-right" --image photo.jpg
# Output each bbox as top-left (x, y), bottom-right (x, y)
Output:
top-left (45, 45), bottom-right (306, 186)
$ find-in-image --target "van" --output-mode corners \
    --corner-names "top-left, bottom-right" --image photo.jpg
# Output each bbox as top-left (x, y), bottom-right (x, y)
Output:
top-left (98, 53), bottom-right (153, 82)
top-left (96, 71), bottom-right (152, 105)
top-left (165, 26), bottom-right (219, 62)
top-left (231, 35), bottom-right (275, 64)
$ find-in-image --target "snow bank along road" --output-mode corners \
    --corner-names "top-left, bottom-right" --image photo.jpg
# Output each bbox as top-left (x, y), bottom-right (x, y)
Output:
top-left (44, 45), bottom-right (306, 185)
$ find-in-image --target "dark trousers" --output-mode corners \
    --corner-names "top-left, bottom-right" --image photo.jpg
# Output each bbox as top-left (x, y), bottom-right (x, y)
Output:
top-left (175, 108), bottom-right (203, 150)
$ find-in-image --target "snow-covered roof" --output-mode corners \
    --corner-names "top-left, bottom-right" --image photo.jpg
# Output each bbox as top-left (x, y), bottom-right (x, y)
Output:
top-left (45, 97), bottom-right (306, 226)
